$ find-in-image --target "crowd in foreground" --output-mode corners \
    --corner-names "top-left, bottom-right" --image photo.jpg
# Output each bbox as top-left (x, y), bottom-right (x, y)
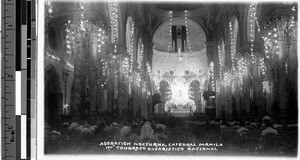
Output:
top-left (45, 115), bottom-right (297, 155)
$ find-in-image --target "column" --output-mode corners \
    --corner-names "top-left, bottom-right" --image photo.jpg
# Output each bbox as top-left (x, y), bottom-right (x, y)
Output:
top-left (145, 41), bottom-right (153, 116)
top-left (70, 42), bottom-right (85, 119)
top-left (239, 41), bottom-right (264, 119)
top-left (106, 43), bottom-right (127, 118)
top-left (62, 71), bottom-right (70, 115)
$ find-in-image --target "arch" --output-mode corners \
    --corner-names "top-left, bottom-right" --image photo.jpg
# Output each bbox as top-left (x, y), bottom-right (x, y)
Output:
top-left (218, 37), bottom-right (225, 78)
top-left (151, 16), bottom-right (208, 78)
top-left (45, 65), bottom-right (61, 93)
top-left (126, 16), bottom-right (135, 73)
top-left (151, 17), bottom-right (207, 41)
top-left (126, 17), bottom-right (134, 48)
top-left (158, 77), bottom-right (171, 85)
top-left (187, 77), bottom-right (201, 84)
top-left (152, 17), bottom-right (206, 52)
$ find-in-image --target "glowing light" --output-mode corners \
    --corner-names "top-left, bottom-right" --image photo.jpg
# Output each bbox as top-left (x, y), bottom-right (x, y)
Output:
top-left (261, 15), bottom-right (296, 59)
top-left (223, 71), bottom-right (230, 87)
top-left (259, 58), bottom-right (266, 77)
top-left (229, 19), bottom-right (237, 73)
top-left (218, 44), bottom-right (223, 78)
top-left (262, 81), bottom-right (270, 94)
top-left (135, 71), bottom-right (141, 87)
top-left (164, 80), bottom-right (196, 113)
top-left (65, 2), bottom-right (108, 56)
top-left (109, 1), bottom-right (119, 43)
top-left (138, 42), bottom-right (144, 70)
top-left (170, 82), bottom-right (191, 101)
top-left (237, 57), bottom-right (245, 87)
top-left (45, 0), bottom-right (53, 16)
top-left (127, 21), bottom-right (135, 74)
top-left (231, 81), bottom-right (235, 93)
top-left (66, 62), bottom-right (74, 69)
top-left (163, 11), bottom-right (173, 73)
top-left (124, 18), bottom-right (135, 94)
top-left (147, 62), bottom-right (152, 76)
top-left (249, 2), bottom-right (257, 64)
top-left (46, 52), bottom-right (60, 61)
top-left (209, 61), bottom-right (215, 91)
top-left (184, 10), bottom-right (195, 68)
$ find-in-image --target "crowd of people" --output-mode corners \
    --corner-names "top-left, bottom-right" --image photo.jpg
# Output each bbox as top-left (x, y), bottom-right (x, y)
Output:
top-left (45, 114), bottom-right (297, 155)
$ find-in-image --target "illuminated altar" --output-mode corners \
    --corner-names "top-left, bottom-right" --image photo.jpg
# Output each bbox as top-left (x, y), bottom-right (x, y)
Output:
top-left (164, 79), bottom-right (197, 117)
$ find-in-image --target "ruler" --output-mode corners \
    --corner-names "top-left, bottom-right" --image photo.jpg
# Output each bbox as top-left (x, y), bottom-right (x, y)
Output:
top-left (2, 0), bottom-right (16, 160)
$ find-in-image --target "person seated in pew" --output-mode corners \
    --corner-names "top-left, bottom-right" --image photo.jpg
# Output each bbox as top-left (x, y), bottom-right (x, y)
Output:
top-left (237, 121), bottom-right (248, 137)
top-left (273, 119), bottom-right (283, 129)
top-left (139, 121), bottom-right (156, 142)
top-left (153, 125), bottom-right (168, 143)
top-left (261, 119), bottom-right (278, 136)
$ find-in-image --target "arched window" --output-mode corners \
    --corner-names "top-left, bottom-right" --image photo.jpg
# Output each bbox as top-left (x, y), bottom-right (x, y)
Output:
top-left (126, 17), bottom-right (133, 49)
top-left (126, 17), bottom-right (135, 72)
top-left (218, 38), bottom-right (225, 78)
top-left (229, 16), bottom-right (239, 69)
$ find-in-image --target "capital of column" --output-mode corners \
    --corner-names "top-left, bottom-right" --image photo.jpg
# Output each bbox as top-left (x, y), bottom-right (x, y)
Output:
top-left (239, 41), bottom-right (264, 54)
top-left (205, 41), bottom-right (217, 61)
top-left (106, 43), bottom-right (127, 57)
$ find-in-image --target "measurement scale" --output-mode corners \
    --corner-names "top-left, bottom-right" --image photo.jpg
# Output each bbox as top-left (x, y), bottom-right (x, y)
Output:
top-left (2, 0), bottom-right (16, 160)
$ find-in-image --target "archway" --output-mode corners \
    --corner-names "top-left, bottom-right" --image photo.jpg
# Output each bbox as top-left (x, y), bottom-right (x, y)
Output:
top-left (152, 17), bottom-right (207, 78)
top-left (45, 65), bottom-right (61, 127)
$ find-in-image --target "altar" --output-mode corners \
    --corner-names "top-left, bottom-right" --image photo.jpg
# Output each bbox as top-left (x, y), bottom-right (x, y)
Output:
top-left (164, 98), bottom-right (196, 117)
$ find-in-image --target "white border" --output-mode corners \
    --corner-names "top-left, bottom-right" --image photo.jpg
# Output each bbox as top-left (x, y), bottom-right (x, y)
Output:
top-left (37, 1), bottom-right (299, 160)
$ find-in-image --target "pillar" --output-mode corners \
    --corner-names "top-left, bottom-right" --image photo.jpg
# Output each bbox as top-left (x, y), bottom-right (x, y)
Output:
top-left (239, 41), bottom-right (264, 119)
top-left (106, 43), bottom-right (127, 119)
top-left (70, 42), bottom-right (85, 119)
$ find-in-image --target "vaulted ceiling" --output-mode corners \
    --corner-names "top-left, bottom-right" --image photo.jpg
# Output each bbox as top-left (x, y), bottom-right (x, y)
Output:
top-left (152, 17), bottom-right (206, 52)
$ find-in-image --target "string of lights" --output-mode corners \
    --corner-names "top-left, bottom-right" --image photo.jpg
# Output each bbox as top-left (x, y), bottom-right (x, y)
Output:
top-left (46, 52), bottom-right (60, 61)
top-left (163, 11), bottom-right (173, 74)
top-left (138, 42), bottom-right (144, 70)
top-left (237, 57), bottom-right (245, 88)
top-left (218, 44), bottom-right (222, 79)
top-left (249, 2), bottom-right (256, 64)
top-left (146, 62), bottom-right (152, 76)
top-left (126, 20), bottom-right (135, 94)
top-left (209, 61), bottom-right (215, 91)
top-left (229, 20), bottom-right (237, 74)
top-left (135, 41), bottom-right (144, 87)
top-left (184, 10), bottom-right (194, 72)
top-left (65, 1), bottom-right (108, 87)
top-left (109, 0), bottom-right (119, 43)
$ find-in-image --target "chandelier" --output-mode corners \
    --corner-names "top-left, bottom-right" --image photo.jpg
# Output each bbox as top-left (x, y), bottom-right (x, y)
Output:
top-left (65, 2), bottom-right (109, 86)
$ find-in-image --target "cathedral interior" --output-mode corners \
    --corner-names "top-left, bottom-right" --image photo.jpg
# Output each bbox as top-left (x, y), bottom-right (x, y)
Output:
top-left (44, 0), bottom-right (298, 155)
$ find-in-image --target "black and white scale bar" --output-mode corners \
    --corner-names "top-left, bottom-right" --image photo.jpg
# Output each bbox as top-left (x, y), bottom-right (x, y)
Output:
top-left (16, 115), bottom-right (21, 160)
top-left (15, 0), bottom-right (21, 71)
top-left (27, 0), bottom-right (33, 159)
